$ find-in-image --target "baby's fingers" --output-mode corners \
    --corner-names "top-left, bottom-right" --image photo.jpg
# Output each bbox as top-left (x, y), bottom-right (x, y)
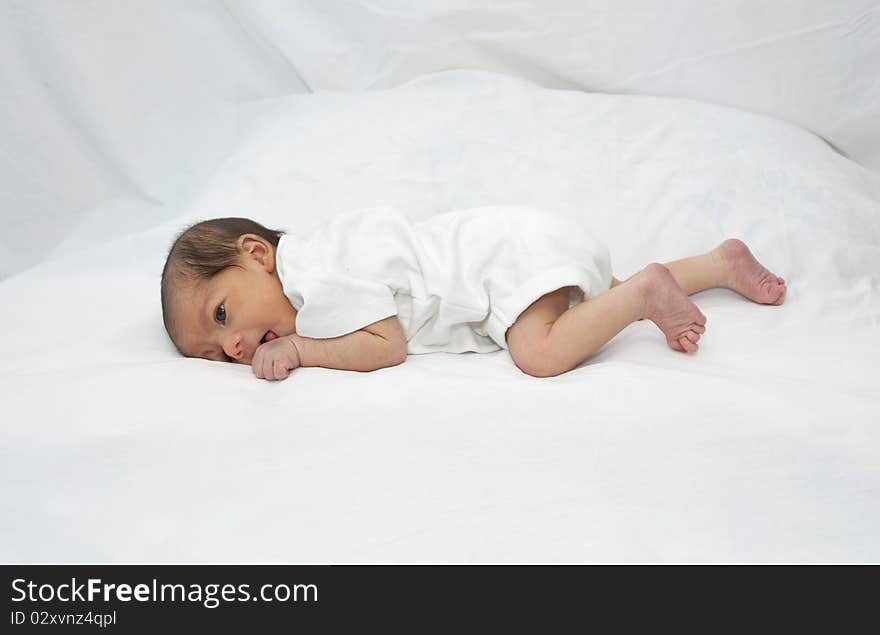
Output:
top-left (273, 358), bottom-right (290, 381)
top-left (252, 349), bottom-right (266, 379)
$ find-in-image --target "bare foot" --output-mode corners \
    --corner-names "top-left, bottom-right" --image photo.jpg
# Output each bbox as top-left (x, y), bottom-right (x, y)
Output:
top-left (716, 238), bottom-right (787, 305)
top-left (634, 263), bottom-right (708, 353)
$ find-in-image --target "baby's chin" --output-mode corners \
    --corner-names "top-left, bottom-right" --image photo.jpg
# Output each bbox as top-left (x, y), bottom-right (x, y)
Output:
top-left (273, 307), bottom-right (298, 339)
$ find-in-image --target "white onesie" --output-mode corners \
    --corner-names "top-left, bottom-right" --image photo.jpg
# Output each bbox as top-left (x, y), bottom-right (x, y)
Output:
top-left (274, 206), bottom-right (613, 354)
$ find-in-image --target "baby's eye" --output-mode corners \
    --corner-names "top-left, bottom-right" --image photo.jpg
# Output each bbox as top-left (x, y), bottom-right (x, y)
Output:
top-left (214, 303), bottom-right (227, 323)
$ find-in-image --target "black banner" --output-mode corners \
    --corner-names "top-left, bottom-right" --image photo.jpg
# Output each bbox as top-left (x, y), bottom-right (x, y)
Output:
top-left (1, 564), bottom-right (874, 631)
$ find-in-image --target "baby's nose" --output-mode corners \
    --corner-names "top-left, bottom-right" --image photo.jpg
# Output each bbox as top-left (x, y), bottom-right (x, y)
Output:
top-left (223, 332), bottom-right (244, 360)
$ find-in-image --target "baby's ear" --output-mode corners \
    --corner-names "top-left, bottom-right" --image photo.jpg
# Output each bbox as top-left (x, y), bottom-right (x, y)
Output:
top-left (237, 234), bottom-right (274, 270)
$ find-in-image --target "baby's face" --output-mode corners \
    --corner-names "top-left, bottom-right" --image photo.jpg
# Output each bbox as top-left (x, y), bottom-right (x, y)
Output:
top-left (175, 239), bottom-right (297, 365)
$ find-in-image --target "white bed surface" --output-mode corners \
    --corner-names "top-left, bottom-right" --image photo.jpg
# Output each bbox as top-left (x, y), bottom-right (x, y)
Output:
top-left (2, 70), bottom-right (879, 562)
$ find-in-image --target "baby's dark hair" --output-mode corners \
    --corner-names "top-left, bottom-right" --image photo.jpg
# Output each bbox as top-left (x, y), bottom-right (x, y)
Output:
top-left (161, 217), bottom-right (285, 352)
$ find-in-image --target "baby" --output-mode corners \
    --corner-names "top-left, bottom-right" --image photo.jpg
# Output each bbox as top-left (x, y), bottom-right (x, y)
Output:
top-left (160, 207), bottom-right (786, 380)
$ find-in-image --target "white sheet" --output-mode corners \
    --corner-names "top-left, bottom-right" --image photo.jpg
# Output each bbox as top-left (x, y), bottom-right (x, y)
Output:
top-left (2, 70), bottom-right (878, 562)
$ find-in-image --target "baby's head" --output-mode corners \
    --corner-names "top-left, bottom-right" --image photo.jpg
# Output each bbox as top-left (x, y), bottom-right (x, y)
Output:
top-left (161, 217), bottom-right (298, 365)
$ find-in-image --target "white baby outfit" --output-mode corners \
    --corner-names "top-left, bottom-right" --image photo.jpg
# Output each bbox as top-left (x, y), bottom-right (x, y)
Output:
top-left (275, 206), bottom-right (613, 354)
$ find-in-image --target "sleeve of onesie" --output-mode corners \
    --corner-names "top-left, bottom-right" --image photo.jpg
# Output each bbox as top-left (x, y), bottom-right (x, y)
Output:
top-left (293, 271), bottom-right (399, 340)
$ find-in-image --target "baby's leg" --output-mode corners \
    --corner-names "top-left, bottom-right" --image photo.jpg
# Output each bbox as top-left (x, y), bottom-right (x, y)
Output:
top-left (659, 249), bottom-right (728, 296)
top-left (507, 239), bottom-right (786, 377)
top-left (621, 239), bottom-right (786, 303)
top-left (506, 264), bottom-right (706, 377)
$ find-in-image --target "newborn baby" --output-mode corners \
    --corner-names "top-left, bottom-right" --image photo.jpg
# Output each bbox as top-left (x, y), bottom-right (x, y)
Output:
top-left (161, 206), bottom-right (786, 380)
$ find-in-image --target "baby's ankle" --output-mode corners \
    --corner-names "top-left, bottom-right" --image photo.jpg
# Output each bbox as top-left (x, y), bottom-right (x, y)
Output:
top-left (633, 263), bottom-right (669, 320)
top-left (710, 244), bottom-right (735, 289)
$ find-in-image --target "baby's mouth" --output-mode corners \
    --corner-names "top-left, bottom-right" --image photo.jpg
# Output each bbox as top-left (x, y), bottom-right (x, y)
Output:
top-left (260, 330), bottom-right (278, 344)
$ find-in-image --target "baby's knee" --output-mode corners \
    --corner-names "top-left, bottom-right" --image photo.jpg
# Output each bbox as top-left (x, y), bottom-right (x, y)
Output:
top-left (508, 348), bottom-right (563, 378)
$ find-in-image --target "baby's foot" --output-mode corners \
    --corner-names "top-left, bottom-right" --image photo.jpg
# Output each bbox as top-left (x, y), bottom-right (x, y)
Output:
top-left (635, 263), bottom-right (708, 353)
top-left (716, 238), bottom-right (787, 305)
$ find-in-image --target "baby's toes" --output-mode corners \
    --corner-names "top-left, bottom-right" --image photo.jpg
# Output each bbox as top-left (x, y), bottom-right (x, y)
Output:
top-left (678, 336), bottom-right (698, 353)
top-left (685, 328), bottom-right (702, 342)
top-left (772, 284), bottom-right (787, 306)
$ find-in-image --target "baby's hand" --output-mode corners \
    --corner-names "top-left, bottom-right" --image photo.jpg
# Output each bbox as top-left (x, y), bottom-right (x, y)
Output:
top-left (252, 335), bottom-right (301, 381)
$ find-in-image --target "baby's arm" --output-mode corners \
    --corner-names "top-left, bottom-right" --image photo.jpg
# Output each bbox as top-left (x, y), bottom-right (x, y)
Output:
top-left (290, 316), bottom-right (407, 373)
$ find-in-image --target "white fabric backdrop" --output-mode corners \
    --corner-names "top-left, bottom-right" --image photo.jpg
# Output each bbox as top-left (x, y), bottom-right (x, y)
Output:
top-left (0, 0), bottom-right (305, 279)
top-left (2, 0), bottom-right (878, 279)
top-left (231, 0), bottom-right (880, 167)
